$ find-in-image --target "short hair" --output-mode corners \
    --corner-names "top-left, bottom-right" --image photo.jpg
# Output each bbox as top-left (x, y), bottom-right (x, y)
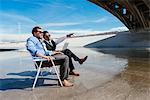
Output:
top-left (43, 31), bottom-right (49, 37)
top-left (32, 26), bottom-right (42, 36)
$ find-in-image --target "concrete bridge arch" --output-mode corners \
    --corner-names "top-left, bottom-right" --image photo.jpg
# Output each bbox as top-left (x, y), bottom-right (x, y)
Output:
top-left (86, 0), bottom-right (150, 48)
top-left (88, 0), bottom-right (150, 32)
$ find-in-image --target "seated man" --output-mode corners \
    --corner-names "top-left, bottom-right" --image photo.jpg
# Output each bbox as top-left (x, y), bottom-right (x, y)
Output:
top-left (26, 26), bottom-right (73, 87)
top-left (43, 31), bottom-right (88, 76)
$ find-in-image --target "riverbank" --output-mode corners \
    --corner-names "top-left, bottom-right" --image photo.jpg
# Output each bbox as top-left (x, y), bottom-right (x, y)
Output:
top-left (0, 47), bottom-right (149, 100)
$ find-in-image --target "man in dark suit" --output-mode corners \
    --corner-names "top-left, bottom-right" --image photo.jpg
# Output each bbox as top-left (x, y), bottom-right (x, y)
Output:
top-left (43, 31), bottom-right (88, 76)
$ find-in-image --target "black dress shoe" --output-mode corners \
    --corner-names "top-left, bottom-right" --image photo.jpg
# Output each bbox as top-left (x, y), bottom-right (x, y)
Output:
top-left (69, 71), bottom-right (80, 76)
top-left (79, 56), bottom-right (88, 64)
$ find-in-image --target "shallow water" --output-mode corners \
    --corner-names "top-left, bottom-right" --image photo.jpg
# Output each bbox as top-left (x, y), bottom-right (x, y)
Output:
top-left (0, 47), bottom-right (150, 100)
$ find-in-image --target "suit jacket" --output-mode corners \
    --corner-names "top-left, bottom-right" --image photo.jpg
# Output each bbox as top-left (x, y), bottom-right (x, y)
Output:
top-left (44, 40), bottom-right (56, 51)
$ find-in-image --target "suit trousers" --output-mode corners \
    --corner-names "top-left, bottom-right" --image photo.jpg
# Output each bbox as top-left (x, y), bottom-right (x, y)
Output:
top-left (37, 54), bottom-right (69, 81)
top-left (61, 49), bottom-right (80, 71)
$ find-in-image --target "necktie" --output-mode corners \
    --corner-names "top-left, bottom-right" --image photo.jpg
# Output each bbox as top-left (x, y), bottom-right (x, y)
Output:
top-left (39, 39), bottom-right (47, 53)
top-left (48, 41), bottom-right (53, 46)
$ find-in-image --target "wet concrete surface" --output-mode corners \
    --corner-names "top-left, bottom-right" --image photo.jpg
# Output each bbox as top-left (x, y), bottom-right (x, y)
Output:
top-left (0, 47), bottom-right (150, 100)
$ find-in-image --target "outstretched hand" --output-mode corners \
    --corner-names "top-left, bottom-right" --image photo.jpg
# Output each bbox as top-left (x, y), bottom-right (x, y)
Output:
top-left (66, 33), bottom-right (74, 38)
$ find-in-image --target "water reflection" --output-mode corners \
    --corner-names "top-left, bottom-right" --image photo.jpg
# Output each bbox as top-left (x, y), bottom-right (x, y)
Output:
top-left (93, 48), bottom-right (150, 97)
top-left (94, 48), bottom-right (149, 58)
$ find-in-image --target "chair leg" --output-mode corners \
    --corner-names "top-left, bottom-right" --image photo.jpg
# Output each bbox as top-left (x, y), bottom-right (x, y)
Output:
top-left (40, 71), bottom-right (43, 76)
top-left (32, 61), bottom-right (42, 89)
top-left (49, 67), bottom-right (53, 74)
top-left (52, 66), bottom-right (63, 87)
top-left (35, 62), bottom-right (43, 77)
top-left (51, 60), bottom-right (63, 87)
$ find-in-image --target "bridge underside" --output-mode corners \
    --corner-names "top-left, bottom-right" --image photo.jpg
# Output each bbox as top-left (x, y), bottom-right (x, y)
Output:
top-left (89, 0), bottom-right (150, 32)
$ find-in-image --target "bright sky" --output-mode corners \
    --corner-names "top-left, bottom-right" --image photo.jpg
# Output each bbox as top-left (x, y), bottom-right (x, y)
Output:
top-left (0, 0), bottom-right (128, 40)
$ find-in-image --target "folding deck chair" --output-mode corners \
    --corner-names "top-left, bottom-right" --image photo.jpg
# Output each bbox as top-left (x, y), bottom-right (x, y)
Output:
top-left (31, 56), bottom-right (63, 89)
top-left (30, 42), bottom-right (69, 89)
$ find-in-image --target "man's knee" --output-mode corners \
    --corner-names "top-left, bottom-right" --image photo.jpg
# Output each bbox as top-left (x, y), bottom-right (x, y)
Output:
top-left (57, 54), bottom-right (69, 62)
top-left (64, 49), bottom-right (72, 55)
top-left (65, 49), bottom-right (71, 52)
top-left (64, 55), bottom-right (69, 61)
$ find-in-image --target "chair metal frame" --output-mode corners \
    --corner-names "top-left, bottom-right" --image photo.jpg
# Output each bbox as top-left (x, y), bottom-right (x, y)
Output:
top-left (32, 57), bottom-right (63, 89)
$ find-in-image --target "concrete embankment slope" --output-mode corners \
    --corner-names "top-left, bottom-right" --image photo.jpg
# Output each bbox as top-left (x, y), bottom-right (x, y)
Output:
top-left (85, 31), bottom-right (150, 48)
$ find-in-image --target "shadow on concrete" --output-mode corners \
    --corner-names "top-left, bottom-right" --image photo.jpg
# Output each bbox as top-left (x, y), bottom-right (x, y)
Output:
top-left (7, 71), bottom-right (56, 77)
top-left (0, 78), bottom-right (58, 91)
top-left (0, 71), bottom-right (58, 91)
top-left (0, 49), bottom-right (18, 52)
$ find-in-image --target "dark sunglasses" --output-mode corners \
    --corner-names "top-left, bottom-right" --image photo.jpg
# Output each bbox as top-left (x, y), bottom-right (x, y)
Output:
top-left (36, 31), bottom-right (43, 33)
top-left (45, 34), bottom-right (51, 37)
